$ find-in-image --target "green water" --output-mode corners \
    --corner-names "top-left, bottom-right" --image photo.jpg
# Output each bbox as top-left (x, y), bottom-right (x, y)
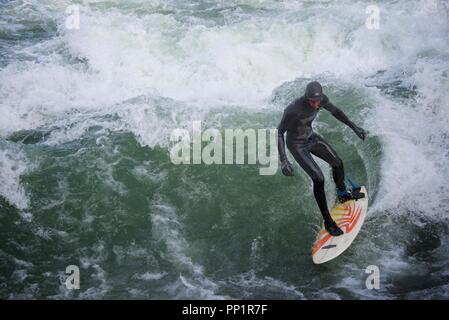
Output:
top-left (1, 0), bottom-right (449, 299)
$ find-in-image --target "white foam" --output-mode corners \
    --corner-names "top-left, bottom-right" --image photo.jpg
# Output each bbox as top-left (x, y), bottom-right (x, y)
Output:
top-left (225, 270), bottom-right (304, 299)
top-left (12, 269), bottom-right (29, 282)
top-left (0, 141), bottom-right (31, 210)
top-left (150, 199), bottom-right (226, 299)
top-left (50, 241), bottom-right (110, 299)
top-left (134, 272), bottom-right (167, 281)
top-left (2, 0), bottom-right (447, 137)
top-left (366, 91), bottom-right (449, 221)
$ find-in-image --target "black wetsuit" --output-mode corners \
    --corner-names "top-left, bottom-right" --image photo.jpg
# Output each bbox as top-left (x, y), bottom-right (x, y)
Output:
top-left (277, 94), bottom-right (357, 225)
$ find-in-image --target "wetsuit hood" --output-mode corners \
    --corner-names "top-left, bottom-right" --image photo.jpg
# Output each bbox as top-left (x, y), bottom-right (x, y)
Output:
top-left (305, 81), bottom-right (324, 101)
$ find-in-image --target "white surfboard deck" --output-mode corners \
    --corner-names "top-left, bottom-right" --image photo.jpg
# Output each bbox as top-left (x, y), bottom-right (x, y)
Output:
top-left (312, 186), bottom-right (368, 264)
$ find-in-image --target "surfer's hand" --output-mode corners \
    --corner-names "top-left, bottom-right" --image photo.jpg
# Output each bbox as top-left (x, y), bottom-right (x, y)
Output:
top-left (353, 126), bottom-right (366, 140)
top-left (281, 160), bottom-right (294, 176)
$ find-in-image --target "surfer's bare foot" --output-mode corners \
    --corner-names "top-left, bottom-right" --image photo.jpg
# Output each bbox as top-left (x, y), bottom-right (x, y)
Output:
top-left (325, 221), bottom-right (344, 236)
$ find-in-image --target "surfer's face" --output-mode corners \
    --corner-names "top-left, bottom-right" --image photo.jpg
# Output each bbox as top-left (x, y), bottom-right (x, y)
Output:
top-left (309, 99), bottom-right (321, 109)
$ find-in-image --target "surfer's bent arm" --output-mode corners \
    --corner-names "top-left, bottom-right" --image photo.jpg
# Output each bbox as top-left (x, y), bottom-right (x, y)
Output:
top-left (322, 97), bottom-right (366, 140)
top-left (277, 109), bottom-right (291, 162)
top-left (322, 99), bottom-right (356, 130)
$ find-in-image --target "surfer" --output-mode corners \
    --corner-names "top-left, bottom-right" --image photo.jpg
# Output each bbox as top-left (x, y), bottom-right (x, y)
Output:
top-left (277, 81), bottom-right (366, 236)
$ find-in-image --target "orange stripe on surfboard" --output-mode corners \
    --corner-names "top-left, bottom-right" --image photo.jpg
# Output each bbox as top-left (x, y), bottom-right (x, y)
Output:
top-left (312, 202), bottom-right (363, 255)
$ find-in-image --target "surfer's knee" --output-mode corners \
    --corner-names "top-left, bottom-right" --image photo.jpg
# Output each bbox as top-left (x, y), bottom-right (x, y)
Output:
top-left (332, 157), bottom-right (343, 169)
top-left (312, 172), bottom-right (325, 185)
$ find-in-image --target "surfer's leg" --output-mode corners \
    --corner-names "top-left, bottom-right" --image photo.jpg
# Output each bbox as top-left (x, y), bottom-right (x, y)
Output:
top-left (287, 144), bottom-right (334, 225)
top-left (309, 135), bottom-right (346, 191)
top-left (288, 144), bottom-right (344, 236)
top-left (309, 136), bottom-right (364, 203)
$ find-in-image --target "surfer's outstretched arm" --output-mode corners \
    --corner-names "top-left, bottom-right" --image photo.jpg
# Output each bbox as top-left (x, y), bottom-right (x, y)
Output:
top-left (321, 98), bottom-right (366, 140)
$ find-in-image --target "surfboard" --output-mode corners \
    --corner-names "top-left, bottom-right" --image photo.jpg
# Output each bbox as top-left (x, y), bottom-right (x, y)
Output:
top-left (312, 186), bottom-right (368, 264)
